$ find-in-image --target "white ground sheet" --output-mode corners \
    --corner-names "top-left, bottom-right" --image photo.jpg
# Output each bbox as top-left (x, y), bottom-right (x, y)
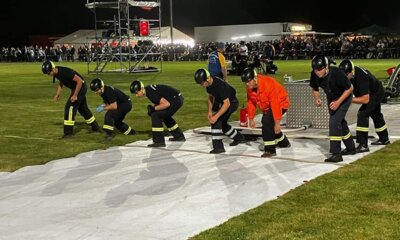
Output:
top-left (0, 104), bottom-right (399, 240)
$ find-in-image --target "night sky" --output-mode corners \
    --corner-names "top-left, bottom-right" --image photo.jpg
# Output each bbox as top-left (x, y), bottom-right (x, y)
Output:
top-left (1, 0), bottom-right (399, 46)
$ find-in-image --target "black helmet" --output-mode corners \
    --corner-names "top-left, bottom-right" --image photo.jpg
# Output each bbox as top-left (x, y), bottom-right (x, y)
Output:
top-left (130, 80), bottom-right (143, 94)
top-left (311, 55), bottom-right (328, 70)
top-left (338, 59), bottom-right (354, 74)
top-left (90, 78), bottom-right (104, 91)
top-left (41, 60), bottom-right (55, 74)
top-left (241, 67), bottom-right (257, 82)
top-left (194, 68), bottom-right (210, 84)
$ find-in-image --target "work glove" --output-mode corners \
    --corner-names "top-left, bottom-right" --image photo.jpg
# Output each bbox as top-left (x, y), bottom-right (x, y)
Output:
top-left (147, 105), bottom-right (155, 116)
top-left (96, 104), bottom-right (105, 113)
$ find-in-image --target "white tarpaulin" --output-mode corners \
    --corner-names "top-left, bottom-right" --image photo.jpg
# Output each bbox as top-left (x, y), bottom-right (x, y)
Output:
top-left (0, 104), bottom-right (399, 240)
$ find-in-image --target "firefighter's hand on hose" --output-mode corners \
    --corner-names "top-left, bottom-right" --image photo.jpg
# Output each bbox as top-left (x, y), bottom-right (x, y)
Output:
top-left (96, 104), bottom-right (105, 113)
top-left (53, 94), bottom-right (60, 101)
top-left (209, 114), bottom-right (218, 124)
top-left (329, 100), bottom-right (339, 111)
top-left (70, 95), bottom-right (78, 102)
top-left (249, 119), bottom-right (256, 128)
top-left (147, 105), bottom-right (155, 116)
top-left (314, 98), bottom-right (322, 107)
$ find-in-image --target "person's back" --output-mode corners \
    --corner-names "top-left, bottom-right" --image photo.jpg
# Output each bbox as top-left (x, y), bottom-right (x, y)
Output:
top-left (247, 74), bottom-right (289, 121)
top-left (100, 85), bottom-right (130, 105)
top-left (338, 60), bottom-right (390, 148)
top-left (54, 66), bottom-right (83, 89)
top-left (144, 84), bottom-right (181, 104)
top-left (352, 66), bottom-right (381, 97)
top-left (206, 76), bottom-right (237, 106)
top-left (208, 42), bottom-right (227, 80)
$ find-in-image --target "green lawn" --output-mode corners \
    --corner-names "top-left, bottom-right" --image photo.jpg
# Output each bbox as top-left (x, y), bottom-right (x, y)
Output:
top-left (1, 59), bottom-right (399, 239)
top-left (0, 59), bottom-right (397, 171)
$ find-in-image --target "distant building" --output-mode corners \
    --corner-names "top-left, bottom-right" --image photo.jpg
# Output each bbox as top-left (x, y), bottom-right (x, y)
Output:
top-left (194, 22), bottom-right (332, 43)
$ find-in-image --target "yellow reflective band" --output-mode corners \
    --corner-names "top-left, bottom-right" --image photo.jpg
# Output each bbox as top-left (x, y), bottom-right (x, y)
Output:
top-left (68, 106), bottom-right (73, 121)
top-left (264, 140), bottom-right (276, 146)
top-left (64, 120), bottom-right (75, 126)
top-left (140, 81), bottom-right (146, 94)
top-left (124, 127), bottom-right (132, 135)
top-left (356, 126), bottom-right (369, 132)
top-left (86, 116), bottom-right (95, 124)
top-left (152, 127), bottom-right (164, 132)
top-left (168, 124), bottom-right (178, 131)
top-left (203, 68), bottom-right (210, 78)
top-left (50, 61), bottom-right (56, 69)
top-left (343, 132), bottom-right (352, 140)
top-left (329, 136), bottom-right (342, 141)
top-left (103, 125), bottom-right (114, 131)
top-left (376, 125), bottom-right (387, 132)
top-left (276, 134), bottom-right (285, 143)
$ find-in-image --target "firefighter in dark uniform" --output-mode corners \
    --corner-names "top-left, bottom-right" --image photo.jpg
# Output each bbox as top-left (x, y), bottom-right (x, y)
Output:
top-left (194, 68), bottom-right (245, 154)
top-left (310, 55), bottom-right (355, 162)
top-left (90, 78), bottom-right (136, 142)
top-left (130, 80), bottom-right (185, 147)
top-left (41, 60), bottom-right (100, 138)
top-left (339, 59), bottom-right (390, 152)
top-left (241, 67), bottom-right (291, 158)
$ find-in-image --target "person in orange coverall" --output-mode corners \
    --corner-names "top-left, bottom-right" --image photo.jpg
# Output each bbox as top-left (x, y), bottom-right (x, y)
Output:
top-left (241, 67), bottom-right (291, 157)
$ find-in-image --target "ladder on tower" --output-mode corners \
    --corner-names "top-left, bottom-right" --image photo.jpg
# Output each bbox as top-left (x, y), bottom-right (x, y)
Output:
top-left (85, 0), bottom-right (162, 74)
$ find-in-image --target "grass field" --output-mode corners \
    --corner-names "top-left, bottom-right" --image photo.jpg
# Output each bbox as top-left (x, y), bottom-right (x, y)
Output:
top-left (1, 59), bottom-right (400, 239)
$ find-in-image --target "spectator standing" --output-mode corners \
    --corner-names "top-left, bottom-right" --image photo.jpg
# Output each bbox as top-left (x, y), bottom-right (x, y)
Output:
top-left (208, 42), bottom-right (227, 80)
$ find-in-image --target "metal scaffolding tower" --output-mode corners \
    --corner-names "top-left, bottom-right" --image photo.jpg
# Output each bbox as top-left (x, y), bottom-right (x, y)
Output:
top-left (85, 0), bottom-right (162, 73)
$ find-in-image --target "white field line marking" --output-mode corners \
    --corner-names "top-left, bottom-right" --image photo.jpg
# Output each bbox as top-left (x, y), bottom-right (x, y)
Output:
top-left (4, 135), bottom-right (55, 141)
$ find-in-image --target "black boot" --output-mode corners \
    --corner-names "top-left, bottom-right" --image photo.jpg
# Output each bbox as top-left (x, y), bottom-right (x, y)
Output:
top-left (169, 136), bottom-right (186, 141)
top-left (148, 142), bottom-right (166, 147)
top-left (169, 127), bottom-right (185, 142)
top-left (90, 121), bottom-right (102, 132)
top-left (60, 125), bottom-right (74, 139)
top-left (355, 144), bottom-right (369, 153)
top-left (325, 154), bottom-right (343, 163)
top-left (209, 148), bottom-right (225, 154)
top-left (103, 134), bottom-right (115, 143)
top-left (229, 134), bottom-right (245, 146)
top-left (103, 129), bottom-right (115, 143)
top-left (128, 129), bottom-right (136, 135)
top-left (341, 148), bottom-right (356, 155)
top-left (371, 139), bottom-right (390, 145)
top-left (261, 151), bottom-right (276, 158)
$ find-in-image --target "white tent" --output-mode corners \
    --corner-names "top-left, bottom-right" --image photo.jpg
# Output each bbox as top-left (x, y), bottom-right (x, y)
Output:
top-left (154, 26), bottom-right (194, 46)
top-left (54, 27), bottom-right (194, 47)
top-left (54, 29), bottom-right (97, 48)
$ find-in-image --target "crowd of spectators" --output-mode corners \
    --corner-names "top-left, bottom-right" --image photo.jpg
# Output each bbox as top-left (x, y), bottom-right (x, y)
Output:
top-left (1, 36), bottom-right (399, 63)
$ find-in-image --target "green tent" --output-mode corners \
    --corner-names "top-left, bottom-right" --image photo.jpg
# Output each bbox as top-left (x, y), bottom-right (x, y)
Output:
top-left (353, 24), bottom-right (396, 35)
